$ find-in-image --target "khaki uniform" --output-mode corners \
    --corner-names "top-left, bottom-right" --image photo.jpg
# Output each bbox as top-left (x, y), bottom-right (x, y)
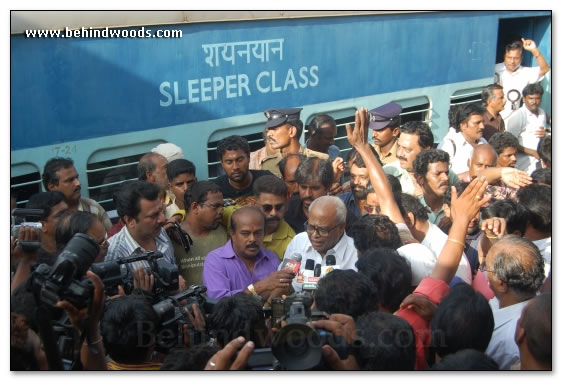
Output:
top-left (260, 146), bottom-right (330, 178)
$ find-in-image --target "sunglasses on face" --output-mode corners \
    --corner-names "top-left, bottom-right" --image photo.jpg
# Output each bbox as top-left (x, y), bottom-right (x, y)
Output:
top-left (260, 203), bottom-right (286, 213)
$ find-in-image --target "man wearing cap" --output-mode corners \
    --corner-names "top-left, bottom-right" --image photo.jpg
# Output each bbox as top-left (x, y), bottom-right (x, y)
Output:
top-left (259, 108), bottom-right (329, 178)
top-left (152, 142), bottom-right (185, 163)
top-left (369, 102), bottom-right (402, 165)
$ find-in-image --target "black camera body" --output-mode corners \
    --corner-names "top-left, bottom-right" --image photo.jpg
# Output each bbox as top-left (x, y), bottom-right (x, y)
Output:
top-left (151, 285), bottom-right (217, 352)
top-left (11, 208), bottom-right (45, 252)
top-left (28, 233), bottom-right (99, 309)
top-left (90, 251), bottom-right (179, 297)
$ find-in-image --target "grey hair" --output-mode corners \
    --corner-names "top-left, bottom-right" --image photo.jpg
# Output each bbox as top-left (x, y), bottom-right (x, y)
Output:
top-left (491, 235), bottom-right (545, 297)
top-left (309, 195), bottom-right (347, 225)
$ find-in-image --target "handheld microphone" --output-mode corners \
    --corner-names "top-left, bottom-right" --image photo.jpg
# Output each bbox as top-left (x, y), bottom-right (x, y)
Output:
top-left (303, 261), bottom-right (320, 292)
top-left (321, 254), bottom-right (340, 276)
top-left (296, 259), bottom-right (314, 284)
top-left (281, 253), bottom-right (302, 276)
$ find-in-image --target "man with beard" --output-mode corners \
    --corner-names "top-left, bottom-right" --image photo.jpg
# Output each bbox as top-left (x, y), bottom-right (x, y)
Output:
top-left (505, 83), bottom-right (548, 174)
top-left (384, 121), bottom-right (459, 197)
top-left (413, 149), bottom-right (451, 226)
top-left (260, 108), bottom-right (329, 178)
top-left (107, 180), bottom-right (176, 271)
top-left (337, 146), bottom-right (380, 217)
top-left (438, 103), bottom-right (488, 175)
top-left (171, 181), bottom-right (228, 286)
top-left (369, 102), bottom-right (402, 165)
top-left (42, 157), bottom-right (112, 230)
top-left (278, 153), bottom-right (303, 197)
top-left (203, 206), bottom-right (294, 300)
top-left (284, 157), bottom-right (356, 234)
top-left (212, 135), bottom-right (271, 200)
top-left (488, 132), bottom-right (519, 168)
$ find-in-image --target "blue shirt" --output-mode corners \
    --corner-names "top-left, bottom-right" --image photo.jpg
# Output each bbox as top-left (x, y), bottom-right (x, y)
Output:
top-left (337, 191), bottom-right (362, 218)
top-left (202, 240), bottom-right (280, 299)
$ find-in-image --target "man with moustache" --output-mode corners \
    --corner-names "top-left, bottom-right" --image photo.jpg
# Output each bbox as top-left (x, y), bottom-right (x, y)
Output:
top-left (260, 108), bottom-right (329, 178)
top-left (383, 121), bottom-right (459, 197)
top-left (42, 157), bottom-right (112, 230)
top-left (505, 83), bottom-right (548, 174)
top-left (171, 181), bottom-right (228, 286)
top-left (369, 102), bottom-right (402, 165)
top-left (282, 196), bottom-right (358, 293)
top-left (438, 103), bottom-right (488, 175)
top-left (212, 135), bottom-right (271, 200)
top-left (278, 153), bottom-right (303, 197)
top-left (107, 180), bottom-right (176, 271)
top-left (488, 132), bottom-right (519, 168)
top-left (337, 146), bottom-right (380, 217)
top-left (413, 149), bottom-right (451, 225)
top-left (482, 84), bottom-right (508, 141)
top-left (202, 206), bottom-right (294, 300)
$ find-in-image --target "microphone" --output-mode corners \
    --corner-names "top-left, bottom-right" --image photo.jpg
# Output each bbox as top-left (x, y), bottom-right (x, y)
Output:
top-left (321, 254), bottom-right (340, 277)
top-left (303, 261), bottom-right (320, 292)
top-left (297, 259), bottom-right (315, 284)
top-left (280, 253), bottom-right (302, 276)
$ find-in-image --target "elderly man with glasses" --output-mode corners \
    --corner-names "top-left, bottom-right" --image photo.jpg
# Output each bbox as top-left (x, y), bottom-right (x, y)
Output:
top-left (280, 195), bottom-right (358, 293)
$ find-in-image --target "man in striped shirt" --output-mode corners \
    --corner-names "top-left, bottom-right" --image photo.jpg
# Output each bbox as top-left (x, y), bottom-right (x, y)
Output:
top-left (107, 180), bottom-right (175, 271)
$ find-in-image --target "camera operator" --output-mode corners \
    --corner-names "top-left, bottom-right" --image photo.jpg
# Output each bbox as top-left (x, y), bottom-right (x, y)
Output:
top-left (207, 293), bottom-right (270, 348)
top-left (101, 294), bottom-right (162, 370)
top-left (107, 180), bottom-right (176, 271)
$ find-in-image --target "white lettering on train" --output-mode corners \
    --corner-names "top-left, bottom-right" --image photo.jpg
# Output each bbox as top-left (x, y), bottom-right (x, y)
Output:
top-left (160, 65), bottom-right (319, 106)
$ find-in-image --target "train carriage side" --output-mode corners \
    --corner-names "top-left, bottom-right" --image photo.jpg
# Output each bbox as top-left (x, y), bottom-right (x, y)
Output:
top-left (10, 11), bottom-right (551, 216)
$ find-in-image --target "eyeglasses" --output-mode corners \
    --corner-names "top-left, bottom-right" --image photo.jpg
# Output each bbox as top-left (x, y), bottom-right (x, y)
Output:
top-left (304, 221), bottom-right (340, 237)
top-left (260, 203), bottom-right (286, 214)
top-left (201, 203), bottom-right (224, 210)
top-left (364, 205), bottom-right (381, 214)
top-left (478, 263), bottom-right (495, 273)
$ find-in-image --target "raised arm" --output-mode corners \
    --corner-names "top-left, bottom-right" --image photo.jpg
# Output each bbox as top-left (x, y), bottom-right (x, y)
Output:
top-left (522, 38), bottom-right (550, 77)
top-left (431, 177), bottom-right (490, 284)
top-left (346, 108), bottom-right (405, 224)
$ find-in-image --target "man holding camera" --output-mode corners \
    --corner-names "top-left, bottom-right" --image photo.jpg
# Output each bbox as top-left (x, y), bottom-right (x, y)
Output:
top-left (107, 181), bottom-right (175, 271)
top-left (203, 206), bottom-right (294, 300)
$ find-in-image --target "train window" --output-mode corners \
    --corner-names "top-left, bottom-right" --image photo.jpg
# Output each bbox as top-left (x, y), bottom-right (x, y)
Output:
top-left (86, 141), bottom-right (164, 219)
top-left (10, 166), bottom-right (42, 207)
top-left (450, 88), bottom-right (483, 108)
top-left (207, 128), bottom-right (265, 180)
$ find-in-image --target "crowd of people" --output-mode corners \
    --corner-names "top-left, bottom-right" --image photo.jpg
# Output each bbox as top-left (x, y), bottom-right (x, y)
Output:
top-left (10, 37), bottom-right (551, 371)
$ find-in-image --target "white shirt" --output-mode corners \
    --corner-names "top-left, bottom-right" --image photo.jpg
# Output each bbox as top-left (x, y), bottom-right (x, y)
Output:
top-left (281, 231), bottom-right (358, 293)
top-left (505, 105), bottom-right (546, 174)
top-left (486, 299), bottom-right (529, 370)
top-left (533, 236), bottom-right (551, 278)
top-left (396, 243), bottom-right (437, 286)
top-left (437, 130), bottom-right (487, 175)
top-left (494, 63), bottom-right (544, 120)
top-left (420, 223), bottom-right (473, 284)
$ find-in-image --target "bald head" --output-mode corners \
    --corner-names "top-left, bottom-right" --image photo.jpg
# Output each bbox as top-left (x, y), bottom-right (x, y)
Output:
top-left (309, 195), bottom-right (346, 225)
top-left (469, 144), bottom-right (498, 178)
top-left (486, 235), bottom-right (545, 298)
top-left (231, 206), bottom-right (265, 232)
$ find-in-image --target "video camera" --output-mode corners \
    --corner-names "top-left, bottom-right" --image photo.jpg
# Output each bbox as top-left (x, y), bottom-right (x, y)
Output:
top-left (11, 208), bottom-right (44, 252)
top-left (247, 292), bottom-right (349, 370)
top-left (152, 285), bottom-right (217, 351)
top-left (90, 251), bottom-right (179, 298)
top-left (28, 233), bottom-right (99, 309)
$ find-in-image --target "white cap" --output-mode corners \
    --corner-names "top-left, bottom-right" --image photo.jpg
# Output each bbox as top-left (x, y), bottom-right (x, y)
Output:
top-left (151, 143), bottom-right (184, 162)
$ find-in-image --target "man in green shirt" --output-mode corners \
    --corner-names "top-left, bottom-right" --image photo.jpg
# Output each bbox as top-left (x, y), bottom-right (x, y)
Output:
top-left (171, 180), bottom-right (228, 286)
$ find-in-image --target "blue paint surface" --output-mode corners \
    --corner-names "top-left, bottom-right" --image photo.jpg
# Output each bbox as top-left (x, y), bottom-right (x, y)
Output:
top-left (10, 11), bottom-right (549, 150)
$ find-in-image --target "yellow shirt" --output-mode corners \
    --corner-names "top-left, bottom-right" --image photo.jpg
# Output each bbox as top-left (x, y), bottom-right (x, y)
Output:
top-left (260, 145), bottom-right (329, 178)
top-left (222, 205), bottom-right (296, 260)
top-left (372, 139), bottom-right (399, 166)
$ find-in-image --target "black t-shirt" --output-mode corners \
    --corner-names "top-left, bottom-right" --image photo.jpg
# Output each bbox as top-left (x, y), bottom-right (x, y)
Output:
top-left (285, 194), bottom-right (359, 235)
top-left (212, 169), bottom-right (272, 199)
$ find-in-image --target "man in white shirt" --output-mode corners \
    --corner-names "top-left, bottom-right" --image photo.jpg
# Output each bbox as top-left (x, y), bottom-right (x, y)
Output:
top-left (400, 193), bottom-right (472, 284)
top-left (281, 195), bottom-right (357, 293)
top-left (484, 235), bottom-right (545, 370)
top-left (494, 38), bottom-right (550, 120)
top-left (505, 83), bottom-right (547, 174)
top-left (438, 103), bottom-right (487, 175)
